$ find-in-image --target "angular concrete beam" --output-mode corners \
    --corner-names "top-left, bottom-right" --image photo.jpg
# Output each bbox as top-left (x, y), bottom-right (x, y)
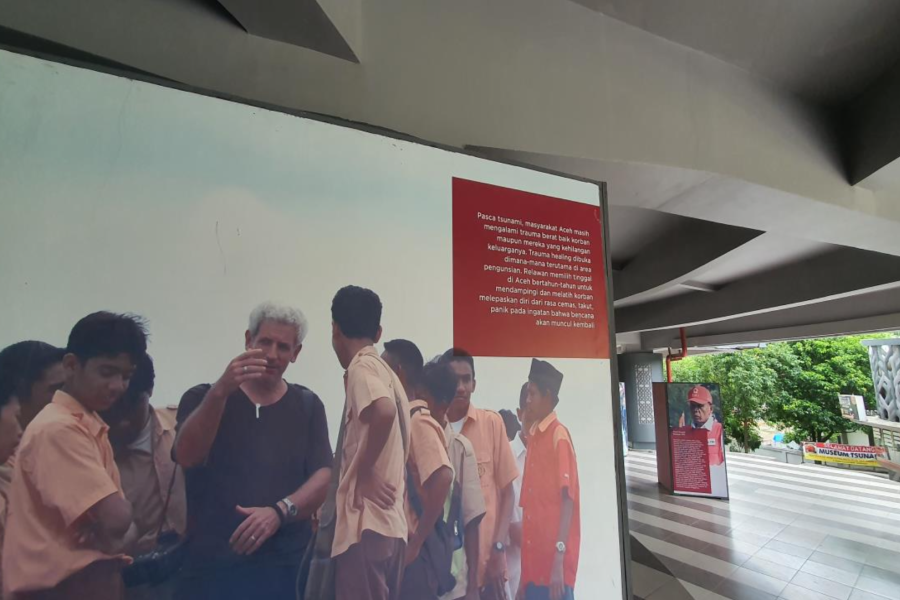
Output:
top-left (640, 286), bottom-right (900, 350)
top-left (843, 59), bottom-right (900, 185)
top-left (616, 247), bottom-right (900, 333)
top-left (613, 220), bottom-right (762, 303)
top-left (216, 0), bottom-right (357, 62)
top-left (646, 313), bottom-right (900, 351)
top-left (468, 147), bottom-right (900, 258)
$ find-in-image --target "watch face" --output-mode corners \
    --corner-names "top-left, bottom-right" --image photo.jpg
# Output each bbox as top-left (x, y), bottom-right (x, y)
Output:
top-left (283, 499), bottom-right (298, 517)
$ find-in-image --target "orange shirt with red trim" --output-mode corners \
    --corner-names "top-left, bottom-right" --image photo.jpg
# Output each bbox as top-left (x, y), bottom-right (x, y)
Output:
top-left (520, 412), bottom-right (580, 589)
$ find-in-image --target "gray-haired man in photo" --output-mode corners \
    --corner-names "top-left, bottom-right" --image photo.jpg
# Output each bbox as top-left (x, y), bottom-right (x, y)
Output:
top-left (173, 302), bottom-right (333, 599)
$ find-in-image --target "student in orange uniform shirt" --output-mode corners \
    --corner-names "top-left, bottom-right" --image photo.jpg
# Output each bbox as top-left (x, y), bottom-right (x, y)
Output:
top-left (518, 359), bottom-right (579, 600)
top-left (441, 349), bottom-right (518, 599)
top-left (330, 286), bottom-right (410, 600)
top-left (3, 312), bottom-right (146, 600)
top-left (0, 351), bottom-right (26, 599)
top-left (381, 339), bottom-right (453, 600)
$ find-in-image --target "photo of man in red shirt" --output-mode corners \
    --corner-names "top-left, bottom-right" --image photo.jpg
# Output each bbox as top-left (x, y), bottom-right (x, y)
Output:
top-left (517, 360), bottom-right (579, 600)
top-left (670, 384), bottom-right (728, 497)
top-left (678, 386), bottom-right (724, 467)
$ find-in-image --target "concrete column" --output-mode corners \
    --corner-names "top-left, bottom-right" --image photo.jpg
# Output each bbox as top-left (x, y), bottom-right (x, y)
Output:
top-left (618, 352), bottom-right (664, 450)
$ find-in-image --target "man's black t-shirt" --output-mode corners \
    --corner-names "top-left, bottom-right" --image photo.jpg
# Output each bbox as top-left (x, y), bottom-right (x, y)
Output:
top-left (175, 383), bottom-right (332, 573)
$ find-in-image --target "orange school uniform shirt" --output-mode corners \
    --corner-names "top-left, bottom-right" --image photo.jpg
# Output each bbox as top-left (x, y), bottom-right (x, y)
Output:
top-left (2, 391), bottom-right (129, 595)
top-left (456, 403), bottom-right (519, 586)
top-left (332, 346), bottom-right (411, 558)
top-left (520, 412), bottom-right (580, 589)
top-left (406, 400), bottom-right (452, 538)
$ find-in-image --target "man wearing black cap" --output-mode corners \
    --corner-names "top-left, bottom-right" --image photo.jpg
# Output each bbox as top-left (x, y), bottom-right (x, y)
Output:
top-left (517, 360), bottom-right (579, 600)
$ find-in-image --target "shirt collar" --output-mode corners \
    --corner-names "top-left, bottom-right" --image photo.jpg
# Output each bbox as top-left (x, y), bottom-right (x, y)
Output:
top-left (534, 411), bottom-right (558, 434)
top-left (692, 415), bottom-right (715, 431)
top-left (344, 345), bottom-right (379, 390)
top-left (410, 399), bottom-right (429, 411)
top-left (152, 408), bottom-right (176, 435)
top-left (53, 390), bottom-right (108, 438)
top-left (349, 345), bottom-right (379, 367)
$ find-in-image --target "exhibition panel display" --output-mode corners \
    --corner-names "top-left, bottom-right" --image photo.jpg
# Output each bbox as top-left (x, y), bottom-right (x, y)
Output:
top-left (0, 50), bottom-right (628, 598)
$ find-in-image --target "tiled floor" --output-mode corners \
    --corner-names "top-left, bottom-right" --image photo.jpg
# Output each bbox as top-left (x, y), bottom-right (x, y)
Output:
top-left (626, 450), bottom-right (900, 600)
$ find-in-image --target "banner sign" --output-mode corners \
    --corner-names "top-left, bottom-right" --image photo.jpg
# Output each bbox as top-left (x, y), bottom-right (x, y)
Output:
top-left (803, 442), bottom-right (886, 466)
top-left (665, 383), bottom-right (729, 499)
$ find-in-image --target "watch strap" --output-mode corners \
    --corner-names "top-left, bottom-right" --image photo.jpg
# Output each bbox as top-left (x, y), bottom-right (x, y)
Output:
top-left (271, 502), bottom-right (286, 526)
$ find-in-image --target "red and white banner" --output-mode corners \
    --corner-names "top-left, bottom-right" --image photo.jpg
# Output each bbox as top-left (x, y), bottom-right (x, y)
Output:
top-left (803, 442), bottom-right (886, 467)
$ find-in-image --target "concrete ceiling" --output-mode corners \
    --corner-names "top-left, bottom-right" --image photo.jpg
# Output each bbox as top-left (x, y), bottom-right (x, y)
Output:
top-left (473, 147), bottom-right (900, 350)
top-left (213, 0), bottom-right (357, 62)
top-left (680, 233), bottom-right (831, 287)
top-left (572, 0), bottom-right (900, 105)
top-left (2, 0), bottom-right (900, 354)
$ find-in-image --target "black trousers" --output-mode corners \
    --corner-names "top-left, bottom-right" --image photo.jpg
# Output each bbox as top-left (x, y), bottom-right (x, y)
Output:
top-left (174, 562), bottom-right (298, 600)
top-left (398, 551), bottom-right (439, 600)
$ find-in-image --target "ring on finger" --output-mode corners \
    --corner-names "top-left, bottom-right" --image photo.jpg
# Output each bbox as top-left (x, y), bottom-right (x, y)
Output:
top-left (250, 535), bottom-right (258, 542)
top-left (243, 366), bottom-right (248, 374)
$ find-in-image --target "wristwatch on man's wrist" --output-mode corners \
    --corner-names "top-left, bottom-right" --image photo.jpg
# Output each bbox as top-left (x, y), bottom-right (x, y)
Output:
top-left (555, 541), bottom-right (567, 554)
top-left (493, 542), bottom-right (506, 553)
top-left (282, 497), bottom-right (299, 519)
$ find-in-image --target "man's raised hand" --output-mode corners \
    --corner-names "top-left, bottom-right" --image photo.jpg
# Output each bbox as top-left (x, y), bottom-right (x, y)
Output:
top-left (214, 349), bottom-right (267, 396)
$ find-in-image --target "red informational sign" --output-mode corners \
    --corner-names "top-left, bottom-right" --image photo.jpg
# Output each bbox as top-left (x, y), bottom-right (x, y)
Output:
top-left (452, 178), bottom-right (610, 359)
top-left (670, 429), bottom-right (712, 495)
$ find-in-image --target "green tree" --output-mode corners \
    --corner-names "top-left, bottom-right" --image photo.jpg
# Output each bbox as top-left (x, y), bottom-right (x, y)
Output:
top-left (723, 350), bottom-right (778, 452)
top-left (766, 336), bottom-right (883, 443)
top-left (673, 334), bottom-right (894, 446)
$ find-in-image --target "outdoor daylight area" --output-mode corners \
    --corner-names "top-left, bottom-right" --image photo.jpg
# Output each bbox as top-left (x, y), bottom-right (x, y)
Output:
top-left (623, 334), bottom-right (900, 600)
top-left (3, 2), bottom-right (900, 600)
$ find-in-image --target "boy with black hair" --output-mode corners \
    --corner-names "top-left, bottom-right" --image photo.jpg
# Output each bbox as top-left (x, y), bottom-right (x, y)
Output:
top-left (517, 360), bottom-right (580, 600)
top-left (382, 344), bottom-right (453, 600)
top-left (0, 357), bottom-right (25, 596)
top-left (331, 286), bottom-right (410, 600)
top-left (100, 354), bottom-right (186, 600)
top-left (382, 340), bottom-right (424, 398)
top-left (0, 366), bottom-right (22, 467)
top-left (440, 348), bottom-right (518, 598)
top-left (0, 340), bottom-right (66, 428)
top-left (382, 345), bottom-right (485, 600)
top-left (421, 361), bottom-right (485, 600)
top-left (3, 311), bottom-right (147, 600)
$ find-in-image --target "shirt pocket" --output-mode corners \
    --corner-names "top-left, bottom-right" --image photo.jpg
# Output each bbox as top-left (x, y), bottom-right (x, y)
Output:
top-left (476, 451), bottom-right (493, 490)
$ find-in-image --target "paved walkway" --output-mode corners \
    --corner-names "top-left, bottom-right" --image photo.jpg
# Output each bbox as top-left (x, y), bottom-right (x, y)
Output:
top-left (626, 450), bottom-right (900, 600)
